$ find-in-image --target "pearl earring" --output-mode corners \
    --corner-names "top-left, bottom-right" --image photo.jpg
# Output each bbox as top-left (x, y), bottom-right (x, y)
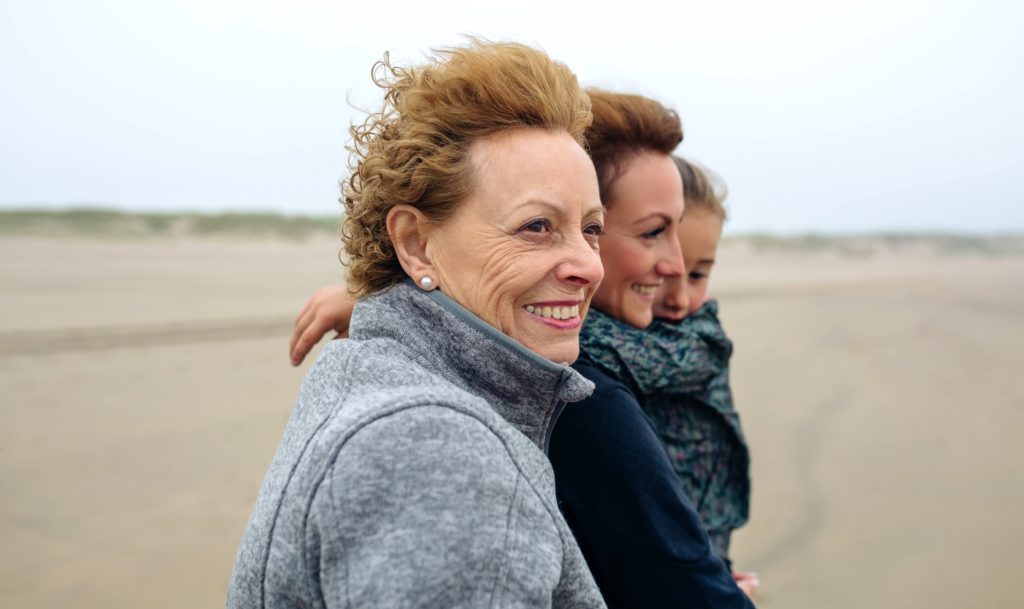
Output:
top-left (419, 276), bottom-right (434, 290)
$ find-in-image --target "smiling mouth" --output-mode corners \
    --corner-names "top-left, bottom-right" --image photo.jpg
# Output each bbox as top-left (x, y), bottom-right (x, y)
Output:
top-left (525, 304), bottom-right (580, 320)
top-left (631, 283), bottom-right (660, 297)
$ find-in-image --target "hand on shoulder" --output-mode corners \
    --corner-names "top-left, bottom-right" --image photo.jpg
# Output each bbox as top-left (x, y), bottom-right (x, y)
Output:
top-left (290, 284), bottom-right (355, 366)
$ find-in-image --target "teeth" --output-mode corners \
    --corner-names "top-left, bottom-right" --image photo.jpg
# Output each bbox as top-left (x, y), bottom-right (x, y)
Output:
top-left (633, 284), bottom-right (657, 296)
top-left (525, 304), bottom-right (580, 320)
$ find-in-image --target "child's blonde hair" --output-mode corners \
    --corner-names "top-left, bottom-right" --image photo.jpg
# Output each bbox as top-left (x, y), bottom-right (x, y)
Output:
top-left (672, 156), bottom-right (728, 223)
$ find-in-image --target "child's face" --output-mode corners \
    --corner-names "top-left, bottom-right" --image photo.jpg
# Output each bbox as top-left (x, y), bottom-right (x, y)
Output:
top-left (652, 207), bottom-right (723, 321)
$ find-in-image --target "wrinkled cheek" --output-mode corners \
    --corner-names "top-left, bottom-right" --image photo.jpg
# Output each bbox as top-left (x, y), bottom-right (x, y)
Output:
top-left (433, 243), bottom-right (491, 312)
top-left (458, 273), bottom-right (520, 337)
top-left (491, 294), bottom-right (524, 338)
top-left (477, 257), bottom-right (530, 331)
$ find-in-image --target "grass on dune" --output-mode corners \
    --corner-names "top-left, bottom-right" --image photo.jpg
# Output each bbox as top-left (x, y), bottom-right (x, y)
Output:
top-left (0, 208), bottom-right (340, 240)
top-left (2, 208), bottom-right (1021, 255)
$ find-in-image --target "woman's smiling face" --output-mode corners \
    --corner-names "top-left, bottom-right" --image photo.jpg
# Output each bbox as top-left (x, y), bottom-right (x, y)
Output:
top-left (590, 152), bottom-right (685, 329)
top-left (427, 128), bottom-right (605, 363)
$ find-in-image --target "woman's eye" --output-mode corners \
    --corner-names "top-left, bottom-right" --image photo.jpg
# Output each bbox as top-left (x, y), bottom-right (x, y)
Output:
top-left (583, 223), bottom-right (605, 237)
top-left (689, 272), bottom-right (707, 281)
top-left (520, 219), bottom-right (552, 233)
top-left (641, 226), bottom-right (666, 239)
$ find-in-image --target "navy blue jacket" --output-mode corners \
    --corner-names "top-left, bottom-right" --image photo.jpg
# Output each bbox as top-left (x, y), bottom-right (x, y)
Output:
top-left (550, 361), bottom-right (755, 609)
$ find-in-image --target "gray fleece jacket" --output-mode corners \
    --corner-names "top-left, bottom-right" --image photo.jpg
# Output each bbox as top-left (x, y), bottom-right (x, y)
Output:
top-left (228, 281), bottom-right (607, 609)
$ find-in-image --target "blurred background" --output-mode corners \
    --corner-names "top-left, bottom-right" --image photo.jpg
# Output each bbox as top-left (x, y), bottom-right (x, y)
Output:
top-left (1, 1), bottom-right (1022, 607)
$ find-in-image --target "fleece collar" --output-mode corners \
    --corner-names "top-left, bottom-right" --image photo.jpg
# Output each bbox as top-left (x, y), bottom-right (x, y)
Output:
top-left (350, 280), bottom-right (594, 451)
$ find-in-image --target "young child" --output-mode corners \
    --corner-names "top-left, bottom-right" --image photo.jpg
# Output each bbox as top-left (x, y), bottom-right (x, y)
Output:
top-left (286, 155), bottom-right (758, 598)
top-left (648, 156), bottom-right (758, 596)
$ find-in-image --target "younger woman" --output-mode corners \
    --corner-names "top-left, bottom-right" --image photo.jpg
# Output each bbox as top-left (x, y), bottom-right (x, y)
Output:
top-left (547, 95), bottom-right (753, 607)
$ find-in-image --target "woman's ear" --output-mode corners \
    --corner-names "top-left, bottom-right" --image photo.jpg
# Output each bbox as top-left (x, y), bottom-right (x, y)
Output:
top-left (386, 205), bottom-right (435, 284)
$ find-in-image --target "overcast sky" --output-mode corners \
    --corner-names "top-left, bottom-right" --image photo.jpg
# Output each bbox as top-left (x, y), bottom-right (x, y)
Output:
top-left (2, 0), bottom-right (1022, 233)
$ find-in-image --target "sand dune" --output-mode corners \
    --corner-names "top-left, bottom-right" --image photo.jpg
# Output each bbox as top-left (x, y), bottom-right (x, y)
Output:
top-left (1, 234), bottom-right (1022, 608)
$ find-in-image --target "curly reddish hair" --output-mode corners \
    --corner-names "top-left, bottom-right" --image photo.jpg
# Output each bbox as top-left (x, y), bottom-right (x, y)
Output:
top-left (342, 40), bottom-right (592, 297)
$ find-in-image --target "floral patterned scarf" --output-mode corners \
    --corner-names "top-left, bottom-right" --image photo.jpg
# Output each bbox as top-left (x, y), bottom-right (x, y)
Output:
top-left (578, 301), bottom-right (750, 563)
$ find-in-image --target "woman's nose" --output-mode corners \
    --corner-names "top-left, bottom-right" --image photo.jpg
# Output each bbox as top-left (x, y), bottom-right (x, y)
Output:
top-left (656, 233), bottom-right (685, 278)
top-left (559, 236), bottom-right (605, 287)
top-left (661, 276), bottom-right (690, 315)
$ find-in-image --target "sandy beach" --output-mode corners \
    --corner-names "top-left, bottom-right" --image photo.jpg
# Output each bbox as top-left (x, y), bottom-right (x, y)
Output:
top-left (1, 233), bottom-right (1022, 608)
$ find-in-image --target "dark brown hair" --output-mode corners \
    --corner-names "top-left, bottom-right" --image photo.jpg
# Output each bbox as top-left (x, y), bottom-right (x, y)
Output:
top-left (584, 89), bottom-right (683, 206)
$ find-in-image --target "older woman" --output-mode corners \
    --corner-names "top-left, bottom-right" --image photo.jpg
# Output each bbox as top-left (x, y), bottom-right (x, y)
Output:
top-left (228, 41), bottom-right (607, 608)
top-left (548, 90), bottom-right (755, 609)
